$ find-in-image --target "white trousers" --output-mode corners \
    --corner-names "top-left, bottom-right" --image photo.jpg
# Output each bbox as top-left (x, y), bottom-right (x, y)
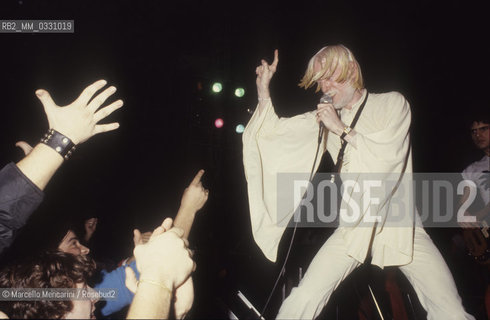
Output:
top-left (276, 227), bottom-right (475, 320)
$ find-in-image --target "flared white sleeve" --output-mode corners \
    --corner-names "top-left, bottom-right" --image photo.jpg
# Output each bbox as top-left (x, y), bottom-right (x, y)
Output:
top-left (242, 101), bottom-right (324, 262)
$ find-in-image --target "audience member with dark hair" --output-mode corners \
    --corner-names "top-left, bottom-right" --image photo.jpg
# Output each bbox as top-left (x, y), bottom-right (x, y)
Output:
top-left (0, 80), bottom-right (208, 319)
top-left (0, 222), bottom-right (196, 320)
top-left (0, 80), bottom-right (123, 255)
top-left (0, 251), bottom-right (97, 319)
top-left (460, 113), bottom-right (489, 227)
top-left (2, 169), bottom-right (208, 318)
top-left (456, 112), bottom-right (490, 319)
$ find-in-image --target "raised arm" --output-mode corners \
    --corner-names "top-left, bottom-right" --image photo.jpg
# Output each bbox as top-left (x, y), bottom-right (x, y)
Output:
top-left (256, 49), bottom-right (278, 115)
top-left (173, 169), bottom-right (209, 239)
top-left (0, 80), bottom-right (123, 255)
top-left (171, 170), bottom-right (208, 318)
top-left (126, 170), bottom-right (208, 319)
top-left (16, 79), bottom-right (123, 190)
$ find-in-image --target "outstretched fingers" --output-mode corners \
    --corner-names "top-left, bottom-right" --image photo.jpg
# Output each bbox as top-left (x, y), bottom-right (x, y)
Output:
top-left (93, 99), bottom-right (124, 123)
top-left (92, 122), bottom-right (120, 136)
top-left (87, 85), bottom-right (118, 112)
top-left (74, 79), bottom-right (108, 107)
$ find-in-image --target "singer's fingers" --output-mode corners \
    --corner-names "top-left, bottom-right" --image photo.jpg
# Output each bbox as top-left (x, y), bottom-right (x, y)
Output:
top-left (316, 105), bottom-right (329, 113)
top-left (271, 49), bottom-right (279, 68)
top-left (318, 102), bottom-right (333, 108)
top-left (317, 104), bottom-right (335, 112)
top-left (316, 111), bottom-right (327, 121)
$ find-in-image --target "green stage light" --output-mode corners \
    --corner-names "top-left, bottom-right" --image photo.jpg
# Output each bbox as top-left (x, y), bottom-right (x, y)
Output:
top-left (236, 124), bottom-right (245, 133)
top-left (212, 82), bottom-right (223, 93)
top-left (234, 87), bottom-right (245, 97)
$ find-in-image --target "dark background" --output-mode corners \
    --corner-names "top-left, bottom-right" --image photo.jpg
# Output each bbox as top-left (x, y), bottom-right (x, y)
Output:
top-left (0, 0), bottom-right (488, 318)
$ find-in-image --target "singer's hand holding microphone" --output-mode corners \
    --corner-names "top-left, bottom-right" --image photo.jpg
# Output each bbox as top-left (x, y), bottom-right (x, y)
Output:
top-left (316, 94), bottom-right (345, 136)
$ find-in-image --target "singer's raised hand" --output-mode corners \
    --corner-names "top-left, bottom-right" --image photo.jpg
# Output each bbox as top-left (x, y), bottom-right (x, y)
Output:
top-left (256, 50), bottom-right (279, 106)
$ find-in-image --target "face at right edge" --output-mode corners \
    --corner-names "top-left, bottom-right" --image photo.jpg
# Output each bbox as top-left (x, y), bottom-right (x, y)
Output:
top-left (470, 121), bottom-right (490, 152)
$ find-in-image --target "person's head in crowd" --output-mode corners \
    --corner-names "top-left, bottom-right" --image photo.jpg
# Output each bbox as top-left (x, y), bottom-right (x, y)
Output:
top-left (58, 227), bottom-right (90, 256)
top-left (2, 214), bottom-right (89, 263)
top-left (36, 217), bottom-right (89, 256)
top-left (468, 113), bottom-right (489, 155)
top-left (0, 251), bottom-right (97, 319)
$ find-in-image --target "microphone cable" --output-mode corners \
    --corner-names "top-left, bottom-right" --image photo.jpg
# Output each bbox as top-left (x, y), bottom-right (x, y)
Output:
top-left (259, 124), bottom-right (325, 318)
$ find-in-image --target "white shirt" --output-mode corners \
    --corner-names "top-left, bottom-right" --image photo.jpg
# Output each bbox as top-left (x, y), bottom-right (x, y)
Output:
top-left (462, 155), bottom-right (490, 206)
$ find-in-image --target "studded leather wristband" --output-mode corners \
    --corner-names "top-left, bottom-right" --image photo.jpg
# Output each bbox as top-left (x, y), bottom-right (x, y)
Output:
top-left (40, 129), bottom-right (76, 160)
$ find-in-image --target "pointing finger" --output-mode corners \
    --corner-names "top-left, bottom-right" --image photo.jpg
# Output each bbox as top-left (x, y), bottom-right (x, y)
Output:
top-left (191, 169), bottom-right (205, 186)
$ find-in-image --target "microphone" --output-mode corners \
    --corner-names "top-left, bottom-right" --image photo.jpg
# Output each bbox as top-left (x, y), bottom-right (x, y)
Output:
top-left (318, 93), bottom-right (332, 140)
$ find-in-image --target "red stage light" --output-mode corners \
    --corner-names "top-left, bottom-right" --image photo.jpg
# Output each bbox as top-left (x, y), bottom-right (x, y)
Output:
top-left (215, 118), bottom-right (224, 128)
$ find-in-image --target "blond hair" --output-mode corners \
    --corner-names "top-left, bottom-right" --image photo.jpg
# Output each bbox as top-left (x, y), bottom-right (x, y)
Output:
top-left (299, 45), bottom-right (364, 92)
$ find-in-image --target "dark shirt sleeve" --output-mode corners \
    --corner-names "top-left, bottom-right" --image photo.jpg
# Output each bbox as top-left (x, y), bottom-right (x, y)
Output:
top-left (0, 162), bottom-right (44, 254)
